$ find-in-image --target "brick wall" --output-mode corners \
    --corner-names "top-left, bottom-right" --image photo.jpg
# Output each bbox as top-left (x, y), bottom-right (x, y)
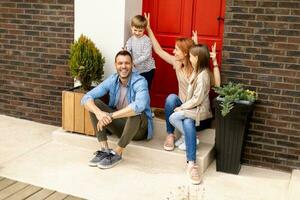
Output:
top-left (223, 0), bottom-right (300, 171)
top-left (0, 0), bottom-right (74, 126)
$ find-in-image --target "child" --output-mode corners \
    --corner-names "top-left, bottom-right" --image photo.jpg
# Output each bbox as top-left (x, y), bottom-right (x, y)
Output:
top-left (169, 44), bottom-right (214, 184)
top-left (126, 15), bottom-right (156, 90)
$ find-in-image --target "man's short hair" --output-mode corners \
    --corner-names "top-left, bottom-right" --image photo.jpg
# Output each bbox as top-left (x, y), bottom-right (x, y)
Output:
top-left (131, 15), bottom-right (147, 29)
top-left (115, 50), bottom-right (133, 62)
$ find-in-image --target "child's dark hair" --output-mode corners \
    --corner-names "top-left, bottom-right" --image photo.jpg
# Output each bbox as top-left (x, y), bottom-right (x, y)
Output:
top-left (189, 44), bottom-right (210, 73)
top-left (131, 15), bottom-right (147, 29)
top-left (115, 50), bottom-right (133, 62)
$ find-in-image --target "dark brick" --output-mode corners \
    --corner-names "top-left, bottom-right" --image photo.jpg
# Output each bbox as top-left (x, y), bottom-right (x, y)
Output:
top-left (262, 157), bottom-right (284, 165)
top-left (265, 8), bottom-right (290, 15)
top-left (278, 16), bottom-right (300, 23)
top-left (233, 14), bottom-right (255, 20)
top-left (275, 153), bottom-right (298, 161)
top-left (287, 51), bottom-right (300, 57)
top-left (264, 22), bottom-right (289, 29)
top-left (226, 20), bottom-right (247, 26)
top-left (278, 128), bottom-right (300, 136)
top-left (277, 141), bottom-right (300, 148)
top-left (234, 1), bottom-right (257, 7)
top-left (253, 136), bottom-right (275, 145)
top-left (257, 15), bottom-right (276, 21)
top-left (278, 2), bottom-right (300, 9)
top-left (248, 21), bottom-right (263, 28)
top-left (276, 30), bottom-right (300, 37)
top-left (264, 144), bottom-right (287, 153)
top-left (247, 35), bottom-right (262, 42)
top-left (258, 2), bottom-right (278, 7)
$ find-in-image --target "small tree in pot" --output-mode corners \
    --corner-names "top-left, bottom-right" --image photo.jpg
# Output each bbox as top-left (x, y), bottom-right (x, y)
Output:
top-left (62, 35), bottom-right (105, 135)
top-left (69, 34), bottom-right (105, 91)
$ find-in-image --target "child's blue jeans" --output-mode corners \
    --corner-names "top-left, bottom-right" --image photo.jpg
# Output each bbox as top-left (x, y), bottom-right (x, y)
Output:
top-left (169, 111), bottom-right (197, 162)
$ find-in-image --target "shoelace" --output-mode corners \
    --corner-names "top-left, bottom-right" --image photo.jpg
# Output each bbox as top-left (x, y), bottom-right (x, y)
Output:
top-left (94, 150), bottom-right (105, 156)
top-left (106, 153), bottom-right (114, 160)
top-left (190, 166), bottom-right (200, 178)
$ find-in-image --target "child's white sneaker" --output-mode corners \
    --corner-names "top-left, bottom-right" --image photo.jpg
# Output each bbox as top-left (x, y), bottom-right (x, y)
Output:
top-left (178, 138), bottom-right (200, 151)
top-left (175, 136), bottom-right (185, 147)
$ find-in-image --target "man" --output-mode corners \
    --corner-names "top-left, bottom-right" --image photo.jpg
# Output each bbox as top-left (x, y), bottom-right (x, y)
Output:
top-left (81, 50), bottom-right (153, 169)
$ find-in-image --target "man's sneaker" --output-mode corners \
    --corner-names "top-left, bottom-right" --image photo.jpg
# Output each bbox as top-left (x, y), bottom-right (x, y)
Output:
top-left (175, 136), bottom-right (185, 147)
top-left (187, 164), bottom-right (202, 185)
top-left (178, 138), bottom-right (200, 151)
top-left (97, 150), bottom-right (122, 169)
top-left (88, 149), bottom-right (111, 167)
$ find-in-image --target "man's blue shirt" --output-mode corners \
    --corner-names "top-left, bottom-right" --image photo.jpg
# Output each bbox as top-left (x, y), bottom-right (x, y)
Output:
top-left (81, 71), bottom-right (153, 139)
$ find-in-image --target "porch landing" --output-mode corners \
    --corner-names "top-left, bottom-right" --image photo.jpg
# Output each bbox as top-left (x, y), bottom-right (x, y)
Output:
top-left (0, 115), bottom-right (296, 200)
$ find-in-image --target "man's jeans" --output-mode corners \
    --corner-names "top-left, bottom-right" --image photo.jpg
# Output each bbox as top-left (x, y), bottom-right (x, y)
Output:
top-left (89, 99), bottom-right (148, 148)
top-left (169, 111), bottom-right (197, 162)
top-left (164, 94), bottom-right (182, 134)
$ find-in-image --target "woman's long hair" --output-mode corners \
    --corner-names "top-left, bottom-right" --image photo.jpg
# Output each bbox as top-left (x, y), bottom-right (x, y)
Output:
top-left (175, 38), bottom-right (194, 76)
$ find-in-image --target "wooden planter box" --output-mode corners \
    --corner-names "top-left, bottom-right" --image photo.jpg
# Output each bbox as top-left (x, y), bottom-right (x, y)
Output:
top-left (62, 88), bottom-right (95, 136)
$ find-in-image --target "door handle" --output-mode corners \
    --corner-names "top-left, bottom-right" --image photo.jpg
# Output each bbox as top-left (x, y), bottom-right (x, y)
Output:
top-left (217, 16), bottom-right (225, 21)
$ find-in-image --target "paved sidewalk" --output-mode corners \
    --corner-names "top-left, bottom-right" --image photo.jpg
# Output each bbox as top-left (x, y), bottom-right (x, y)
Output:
top-left (0, 115), bottom-right (295, 200)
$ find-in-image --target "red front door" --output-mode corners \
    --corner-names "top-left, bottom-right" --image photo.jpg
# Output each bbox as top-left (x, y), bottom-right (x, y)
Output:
top-left (143, 0), bottom-right (225, 108)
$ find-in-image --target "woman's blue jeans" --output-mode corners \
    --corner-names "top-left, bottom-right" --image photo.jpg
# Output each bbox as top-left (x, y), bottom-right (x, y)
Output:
top-left (164, 94), bottom-right (182, 134)
top-left (169, 111), bottom-right (197, 162)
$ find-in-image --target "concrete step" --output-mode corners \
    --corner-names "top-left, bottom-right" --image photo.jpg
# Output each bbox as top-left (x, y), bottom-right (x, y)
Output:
top-left (288, 169), bottom-right (300, 200)
top-left (53, 117), bottom-right (215, 174)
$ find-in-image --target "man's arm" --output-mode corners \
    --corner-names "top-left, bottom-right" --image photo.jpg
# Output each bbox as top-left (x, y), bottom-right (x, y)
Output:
top-left (111, 106), bottom-right (136, 119)
top-left (81, 76), bottom-right (113, 130)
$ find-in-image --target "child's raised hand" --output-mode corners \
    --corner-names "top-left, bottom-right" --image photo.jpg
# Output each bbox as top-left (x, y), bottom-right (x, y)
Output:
top-left (210, 42), bottom-right (217, 59)
top-left (144, 13), bottom-right (151, 29)
top-left (192, 30), bottom-right (198, 44)
top-left (210, 42), bottom-right (218, 65)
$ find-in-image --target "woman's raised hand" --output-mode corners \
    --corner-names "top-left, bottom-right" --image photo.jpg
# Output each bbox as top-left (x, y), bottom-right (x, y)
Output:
top-left (192, 30), bottom-right (198, 44)
top-left (144, 13), bottom-right (151, 30)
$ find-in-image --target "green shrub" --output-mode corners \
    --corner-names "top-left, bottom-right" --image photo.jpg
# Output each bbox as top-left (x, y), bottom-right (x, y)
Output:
top-left (69, 34), bottom-right (105, 91)
top-left (214, 82), bottom-right (257, 116)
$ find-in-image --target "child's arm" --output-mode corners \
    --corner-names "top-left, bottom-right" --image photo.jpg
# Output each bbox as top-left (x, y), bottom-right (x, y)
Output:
top-left (133, 38), bottom-right (152, 66)
top-left (144, 13), bottom-right (175, 65)
top-left (180, 72), bottom-right (210, 110)
top-left (210, 42), bottom-right (221, 87)
top-left (125, 38), bottom-right (132, 52)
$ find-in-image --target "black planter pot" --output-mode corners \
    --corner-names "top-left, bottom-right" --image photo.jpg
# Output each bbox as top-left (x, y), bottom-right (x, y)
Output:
top-left (214, 97), bottom-right (255, 174)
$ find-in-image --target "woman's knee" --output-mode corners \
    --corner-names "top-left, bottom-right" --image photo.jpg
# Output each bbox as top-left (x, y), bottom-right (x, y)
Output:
top-left (165, 94), bottom-right (179, 108)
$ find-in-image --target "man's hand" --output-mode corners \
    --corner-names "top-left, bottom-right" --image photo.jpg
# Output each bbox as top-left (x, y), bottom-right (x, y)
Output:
top-left (95, 111), bottom-right (112, 131)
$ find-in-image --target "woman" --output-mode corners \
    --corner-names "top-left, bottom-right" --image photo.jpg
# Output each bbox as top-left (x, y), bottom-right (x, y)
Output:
top-left (169, 44), bottom-right (212, 184)
top-left (144, 13), bottom-right (220, 151)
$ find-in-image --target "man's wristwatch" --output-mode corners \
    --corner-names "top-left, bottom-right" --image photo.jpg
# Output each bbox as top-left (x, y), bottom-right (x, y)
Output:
top-left (108, 113), bottom-right (114, 120)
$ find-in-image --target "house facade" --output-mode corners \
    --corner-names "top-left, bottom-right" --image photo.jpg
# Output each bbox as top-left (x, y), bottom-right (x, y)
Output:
top-left (0, 0), bottom-right (299, 171)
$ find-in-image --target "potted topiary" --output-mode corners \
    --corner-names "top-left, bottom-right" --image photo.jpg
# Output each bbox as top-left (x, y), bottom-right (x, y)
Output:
top-left (62, 34), bottom-right (105, 135)
top-left (213, 82), bottom-right (257, 174)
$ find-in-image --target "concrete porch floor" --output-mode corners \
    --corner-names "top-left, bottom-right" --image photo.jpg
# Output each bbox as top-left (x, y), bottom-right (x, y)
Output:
top-left (0, 114), bottom-right (298, 200)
